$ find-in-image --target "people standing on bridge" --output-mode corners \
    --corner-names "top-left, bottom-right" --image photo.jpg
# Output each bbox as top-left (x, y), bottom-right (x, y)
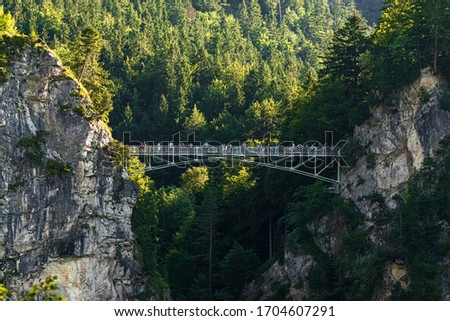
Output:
top-left (227, 144), bottom-right (232, 154)
top-left (303, 143), bottom-right (309, 155)
top-left (312, 143), bottom-right (317, 155)
top-left (204, 142), bottom-right (209, 153)
top-left (157, 142), bottom-right (161, 153)
top-left (169, 142), bottom-right (174, 152)
top-left (242, 141), bottom-right (247, 154)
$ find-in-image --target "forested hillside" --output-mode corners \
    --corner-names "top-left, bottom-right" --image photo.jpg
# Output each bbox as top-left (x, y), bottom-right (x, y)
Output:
top-left (2, 0), bottom-right (364, 142)
top-left (2, 0), bottom-right (450, 300)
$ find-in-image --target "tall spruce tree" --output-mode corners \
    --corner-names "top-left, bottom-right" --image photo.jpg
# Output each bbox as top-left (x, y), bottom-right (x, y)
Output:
top-left (322, 12), bottom-right (369, 93)
top-left (68, 27), bottom-right (114, 123)
top-left (419, 0), bottom-right (450, 73)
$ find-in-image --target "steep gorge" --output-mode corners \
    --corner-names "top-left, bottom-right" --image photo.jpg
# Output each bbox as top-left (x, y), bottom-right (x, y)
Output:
top-left (245, 70), bottom-right (450, 300)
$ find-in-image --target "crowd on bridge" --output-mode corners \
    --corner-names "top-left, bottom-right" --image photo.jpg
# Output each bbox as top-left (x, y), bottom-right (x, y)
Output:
top-left (132, 141), bottom-right (336, 157)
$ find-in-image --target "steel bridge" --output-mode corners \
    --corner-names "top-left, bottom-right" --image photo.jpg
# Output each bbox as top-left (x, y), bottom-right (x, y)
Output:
top-left (125, 143), bottom-right (346, 193)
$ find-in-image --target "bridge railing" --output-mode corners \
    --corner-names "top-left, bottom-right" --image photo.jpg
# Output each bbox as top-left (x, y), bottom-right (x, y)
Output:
top-left (127, 145), bottom-right (337, 157)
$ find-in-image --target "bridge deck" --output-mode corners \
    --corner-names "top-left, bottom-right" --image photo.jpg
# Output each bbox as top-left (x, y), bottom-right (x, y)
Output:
top-left (124, 144), bottom-right (343, 193)
top-left (127, 145), bottom-right (339, 157)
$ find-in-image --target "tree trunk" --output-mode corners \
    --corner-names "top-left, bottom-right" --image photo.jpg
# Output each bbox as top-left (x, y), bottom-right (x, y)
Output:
top-left (278, 0), bottom-right (282, 24)
top-left (209, 212), bottom-right (213, 300)
top-left (78, 52), bottom-right (91, 83)
top-left (269, 217), bottom-right (272, 259)
top-left (434, 25), bottom-right (438, 73)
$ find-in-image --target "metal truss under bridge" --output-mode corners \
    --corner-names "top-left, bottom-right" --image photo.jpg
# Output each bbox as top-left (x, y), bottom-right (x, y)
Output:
top-left (125, 143), bottom-right (347, 193)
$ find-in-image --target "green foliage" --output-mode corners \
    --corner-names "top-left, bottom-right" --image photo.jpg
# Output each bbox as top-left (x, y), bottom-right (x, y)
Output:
top-left (0, 8), bottom-right (36, 83)
top-left (287, 182), bottom-right (334, 227)
top-left (0, 6), bottom-right (17, 82)
top-left (58, 103), bottom-right (73, 113)
top-left (375, 1), bottom-right (417, 47)
top-left (223, 167), bottom-right (257, 197)
top-left (181, 167), bottom-right (209, 194)
top-left (7, 179), bottom-right (25, 193)
top-left (366, 151), bottom-right (376, 169)
top-left (0, 283), bottom-right (11, 300)
top-left (6, 0), bottom-right (449, 302)
top-left (441, 88), bottom-right (450, 112)
top-left (383, 154), bottom-right (450, 300)
top-left (184, 105), bottom-right (206, 133)
top-left (0, 6), bottom-right (17, 35)
top-left (0, 52), bottom-right (7, 83)
top-left (1, 0), bottom-right (357, 142)
top-left (286, 77), bottom-right (369, 142)
top-left (418, 87), bottom-right (431, 104)
top-left (63, 27), bottom-right (114, 123)
top-left (45, 159), bottom-right (72, 178)
top-left (245, 98), bottom-right (282, 138)
top-left (72, 104), bottom-right (90, 120)
top-left (21, 276), bottom-right (66, 301)
top-left (322, 12), bottom-right (370, 92)
top-left (367, 0), bottom-right (450, 94)
top-left (1, 276), bottom-right (65, 301)
top-left (267, 281), bottom-right (290, 300)
top-left (106, 140), bottom-right (129, 167)
top-left (220, 242), bottom-right (261, 299)
top-left (16, 133), bottom-right (46, 164)
top-left (127, 157), bottom-right (154, 200)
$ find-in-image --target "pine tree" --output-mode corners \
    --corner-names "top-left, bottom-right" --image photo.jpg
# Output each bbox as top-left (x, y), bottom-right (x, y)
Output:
top-left (245, 97), bottom-right (281, 139)
top-left (123, 104), bottom-right (133, 125)
top-left (183, 104), bottom-right (206, 133)
top-left (322, 12), bottom-right (369, 92)
top-left (0, 6), bottom-right (17, 82)
top-left (0, 6), bottom-right (17, 35)
top-left (199, 188), bottom-right (219, 300)
top-left (68, 27), bottom-right (114, 123)
top-left (220, 241), bottom-right (260, 299)
top-left (419, 0), bottom-right (450, 73)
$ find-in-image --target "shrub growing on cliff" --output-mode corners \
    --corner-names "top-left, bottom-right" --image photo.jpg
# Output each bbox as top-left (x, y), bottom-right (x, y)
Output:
top-left (16, 134), bottom-right (45, 164)
top-left (21, 276), bottom-right (66, 301)
top-left (0, 276), bottom-right (65, 301)
top-left (45, 159), bottom-right (72, 178)
top-left (0, 283), bottom-right (10, 300)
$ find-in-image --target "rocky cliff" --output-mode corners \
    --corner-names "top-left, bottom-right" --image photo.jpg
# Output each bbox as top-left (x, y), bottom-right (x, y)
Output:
top-left (245, 69), bottom-right (450, 300)
top-left (341, 69), bottom-right (450, 299)
top-left (342, 69), bottom-right (450, 213)
top-left (0, 36), bottom-right (142, 300)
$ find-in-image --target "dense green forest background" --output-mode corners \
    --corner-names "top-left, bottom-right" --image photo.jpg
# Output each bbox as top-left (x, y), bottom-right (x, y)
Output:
top-left (2, 0), bottom-right (450, 300)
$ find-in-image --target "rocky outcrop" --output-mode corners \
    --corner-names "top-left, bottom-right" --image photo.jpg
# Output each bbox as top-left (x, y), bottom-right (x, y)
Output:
top-left (342, 70), bottom-right (450, 299)
top-left (377, 259), bottom-right (410, 300)
top-left (243, 250), bottom-right (315, 300)
top-left (243, 210), bottom-right (348, 300)
top-left (0, 37), bottom-right (142, 300)
top-left (246, 70), bottom-right (450, 300)
top-left (342, 70), bottom-right (450, 213)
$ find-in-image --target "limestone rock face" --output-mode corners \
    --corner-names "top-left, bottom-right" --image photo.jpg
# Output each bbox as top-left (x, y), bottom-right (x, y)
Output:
top-left (0, 41), bottom-right (141, 300)
top-left (342, 70), bottom-right (450, 213)
top-left (340, 69), bottom-right (450, 299)
top-left (246, 70), bottom-right (450, 300)
top-left (243, 250), bottom-right (315, 300)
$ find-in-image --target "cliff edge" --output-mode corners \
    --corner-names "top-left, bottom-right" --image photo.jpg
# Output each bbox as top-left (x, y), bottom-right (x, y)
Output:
top-left (0, 35), bottom-right (142, 300)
